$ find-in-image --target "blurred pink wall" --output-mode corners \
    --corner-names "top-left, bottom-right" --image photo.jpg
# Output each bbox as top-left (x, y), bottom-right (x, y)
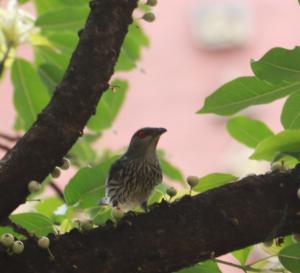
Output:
top-left (1, 0), bottom-right (300, 177)
top-left (2, 0), bottom-right (300, 178)
top-left (98, 0), bottom-right (300, 178)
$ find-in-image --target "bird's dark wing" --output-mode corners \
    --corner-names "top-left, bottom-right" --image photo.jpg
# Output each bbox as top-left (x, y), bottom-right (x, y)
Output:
top-left (105, 156), bottom-right (129, 206)
top-left (107, 156), bottom-right (126, 182)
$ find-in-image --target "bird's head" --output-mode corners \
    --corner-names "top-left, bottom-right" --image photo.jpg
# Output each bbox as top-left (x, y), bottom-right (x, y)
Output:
top-left (126, 127), bottom-right (167, 159)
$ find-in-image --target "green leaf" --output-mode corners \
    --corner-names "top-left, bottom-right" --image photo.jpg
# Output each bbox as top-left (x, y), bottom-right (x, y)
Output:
top-left (47, 32), bottom-right (78, 56)
top-left (28, 32), bottom-right (56, 50)
top-left (14, 116), bottom-right (25, 132)
top-left (87, 80), bottom-right (128, 131)
top-left (10, 213), bottom-right (55, 236)
top-left (35, 197), bottom-right (64, 218)
top-left (53, 205), bottom-right (74, 224)
top-left (18, 0), bottom-right (30, 4)
top-left (35, 47), bottom-right (69, 71)
top-left (158, 152), bottom-right (185, 184)
top-left (89, 207), bottom-right (112, 225)
top-left (34, 0), bottom-right (88, 15)
top-left (61, 0), bottom-right (88, 5)
top-left (251, 130), bottom-right (300, 161)
top-left (148, 189), bottom-right (165, 205)
top-left (176, 260), bottom-right (221, 273)
top-left (0, 226), bottom-right (25, 240)
top-left (281, 92), bottom-right (300, 129)
top-left (36, 7), bottom-right (89, 33)
top-left (69, 137), bottom-right (98, 166)
top-left (160, 158), bottom-right (185, 184)
top-left (11, 59), bottom-right (50, 131)
top-left (272, 154), bottom-right (299, 169)
top-left (193, 173), bottom-right (237, 193)
top-left (227, 116), bottom-right (274, 148)
top-left (34, 0), bottom-right (66, 15)
top-left (263, 235), bottom-right (294, 256)
top-left (232, 246), bottom-right (253, 265)
top-left (64, 157), bottom-right (117, 208)
top-left (279, 243), bottom-right (300, 273)
top-left (38, 64), bottom-right (63, 93)
top-left (251, 47), bottom-right (300, 84)
top-left (116, 23), bottom-right (149, 71)
top-left (198, 77), bottom-right (300, 116)
top-left (35, 33), bottom-right (77, 80)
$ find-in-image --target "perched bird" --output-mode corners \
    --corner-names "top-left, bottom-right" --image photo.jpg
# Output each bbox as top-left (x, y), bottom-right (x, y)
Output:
top-left (104, 127), bottom-right (167, 211)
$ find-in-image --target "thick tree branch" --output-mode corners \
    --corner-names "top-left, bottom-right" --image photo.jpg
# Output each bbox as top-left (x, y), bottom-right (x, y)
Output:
top-left (1, 167), bottom-right (300, 273)
top-left (0, 0), bottom-right (137, 222)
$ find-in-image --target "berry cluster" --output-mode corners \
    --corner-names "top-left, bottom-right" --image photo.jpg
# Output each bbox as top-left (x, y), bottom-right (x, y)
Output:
top-left (142, 0), bottom-right (158, 23)
top-left (0, 233), bottom-right (24, 255)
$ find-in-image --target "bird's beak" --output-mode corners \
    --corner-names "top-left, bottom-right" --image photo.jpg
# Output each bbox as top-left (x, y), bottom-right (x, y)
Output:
top-left (156, 127), bottom-right (167, 136)
top-left (151, 128), bottom-right (167, 146)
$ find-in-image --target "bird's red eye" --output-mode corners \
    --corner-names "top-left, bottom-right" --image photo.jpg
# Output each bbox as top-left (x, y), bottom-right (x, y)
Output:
top-left (138, 131), bottom-right (145, 139)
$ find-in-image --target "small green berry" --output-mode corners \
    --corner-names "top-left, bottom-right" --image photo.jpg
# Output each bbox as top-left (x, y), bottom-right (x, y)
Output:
top-left (59, 158), bottom-right (70, 170)
top-left (28, 180), bottom-right (41, 193)
top-left (51, 167), bottom-right (61, 178)
top-left (0, 233), bottom-right (14, 247)
top-left (187, 176), bottom-right (199, 188)
top-left (146, 0), bottom-right (157, 6)
top-left (12, 241), bottom-right (24, 254)
top-left (142, 12), bottom-right (156, 22)
top-left (80, 219), bottom-right (93, 231)
top-left (166, 187), bottom-right (177, 198)
top-left (271, 161), bottom-right (287, 172)
top-left (38, 237), bottom-right (50, 249)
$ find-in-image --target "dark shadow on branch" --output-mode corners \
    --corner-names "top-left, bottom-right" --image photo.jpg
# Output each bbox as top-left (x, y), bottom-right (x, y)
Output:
top-left (1, 168), bottom-right (300, 273)
top-left (0, 0), bottom-right (138, 222)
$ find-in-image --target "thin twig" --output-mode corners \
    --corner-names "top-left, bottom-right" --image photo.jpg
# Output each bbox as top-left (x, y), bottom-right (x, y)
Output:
top-left (0, 45), bottom-right (11, 77)
top-left (215, 258), bottom-right (287, 273)
top-left (49, 181), bottom-right (65, 201)
top-left (214, 258), bottom-right (258, 272)
top-left (247, 255), bottom-right (276, 266)
top-left (0, 143), bottom-right (10, 152)
top-left (5, 219), bottom-right (36, 241)
top-left (0, 132), bottom-right (20, 142)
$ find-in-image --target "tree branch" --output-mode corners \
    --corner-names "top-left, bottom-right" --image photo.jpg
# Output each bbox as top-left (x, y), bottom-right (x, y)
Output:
top-left (0, 0), bottom-right (137, 222)
top-left (0, 143), bottom-right (10, 152)
top-left (1, 167), bottom-right (300, 273)
top-left (48, 181), bottom-right (65, 201)
top-left (0, 132), bottom-right (20, 142)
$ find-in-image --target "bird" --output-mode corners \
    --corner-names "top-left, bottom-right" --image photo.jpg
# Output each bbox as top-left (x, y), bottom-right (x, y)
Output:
top-left (103, 127), bottom-right (167, 212)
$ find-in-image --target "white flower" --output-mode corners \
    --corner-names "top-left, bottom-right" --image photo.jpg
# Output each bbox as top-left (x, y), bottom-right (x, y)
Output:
top-left (0, 0), bottom-right (36, 47)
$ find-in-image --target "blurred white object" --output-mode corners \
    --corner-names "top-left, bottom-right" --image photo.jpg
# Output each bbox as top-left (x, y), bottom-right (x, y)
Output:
top-left (225, 147), bottom-right (269, 177)
top-left (0, 0), bottom-right (35, 46)
top-left (190, 1), bottom-right (251, 49)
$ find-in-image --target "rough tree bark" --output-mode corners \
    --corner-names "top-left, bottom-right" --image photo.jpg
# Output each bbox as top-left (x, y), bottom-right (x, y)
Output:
top-left (1, 167), bottom-right (300, 273)
top-left (0, 0), bottom-right (138, 222)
